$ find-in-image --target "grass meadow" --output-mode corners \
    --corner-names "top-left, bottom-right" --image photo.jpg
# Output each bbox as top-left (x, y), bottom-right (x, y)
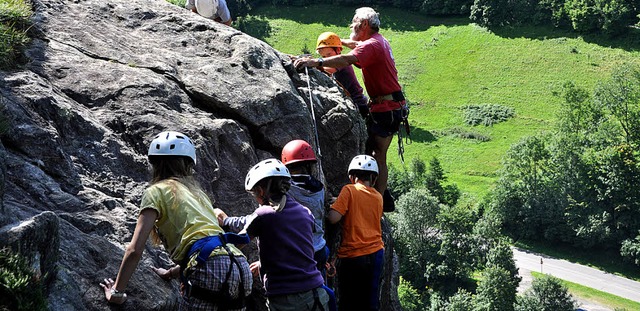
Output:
top-left (238, 4), bottom-right (640, 200)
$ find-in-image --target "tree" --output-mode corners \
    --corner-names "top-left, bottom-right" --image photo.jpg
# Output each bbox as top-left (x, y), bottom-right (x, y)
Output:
top-left (621, 232), bottom-right (640, 266)
top-left (436, 204), bottom-right (477, 285)
top-left (425, 157), bottom-right (461, 207)
top-left (473, 266), bottom-right (517, 311)
top-left (486, 241), bottom-right (520, 284)
top-left (446, 289), bottom-right (474, 311)
top-left (398, 276), bottom-right (425, 311)
top-left (594, 65), bottom-right (640, 146)
top-left (394, 188), bottom-right (443, 290)
top-left (515, 275), bottom-right (577, 311)
top-left (564, 0), bottom-right (635, 35)
top-left (491, 134), bottom-right (566, 241)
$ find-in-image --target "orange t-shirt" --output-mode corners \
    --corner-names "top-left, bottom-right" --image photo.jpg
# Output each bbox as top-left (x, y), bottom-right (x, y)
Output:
top-left (331, 183), bottom-right (384, 258)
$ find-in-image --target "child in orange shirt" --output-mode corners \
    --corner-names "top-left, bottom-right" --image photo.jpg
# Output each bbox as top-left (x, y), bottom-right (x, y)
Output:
top-left (327, 155), bottom-right (384, 311)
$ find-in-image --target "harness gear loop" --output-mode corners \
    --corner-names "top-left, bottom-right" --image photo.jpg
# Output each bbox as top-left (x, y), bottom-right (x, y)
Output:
top-left (304, 66), bottom-right (326, 187)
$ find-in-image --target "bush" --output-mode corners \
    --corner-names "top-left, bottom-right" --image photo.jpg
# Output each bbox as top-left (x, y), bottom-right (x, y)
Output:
top-left (445, 289), bottom-right (474, 310)
top-left (473, 266), bottom-right (517, 311)
top-left (0, 0), bottom-right (32, 70)
top-left (564, 0), bottom-right (635, 35)
top-left (398, 276), bottom-right (425, 311)
top-left (0, 248), bottom-right (48, 311)
top-left (462, 104), bottom-right (515, 127)
top-left (420, 0), bottom-right (474, 15)
top-left (621, 233), bottom-right (640, 266)
top-left (515, 275), bottom-right (577, 311)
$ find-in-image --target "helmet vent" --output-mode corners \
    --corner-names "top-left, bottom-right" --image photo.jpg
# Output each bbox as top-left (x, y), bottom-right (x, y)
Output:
top-left (170, 144), bottom-right (176, 150)
top-left (155, 144), bottom-right (160, 150)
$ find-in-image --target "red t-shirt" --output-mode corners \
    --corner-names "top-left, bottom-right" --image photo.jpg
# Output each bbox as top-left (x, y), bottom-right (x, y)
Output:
top-left (349, 33), bottom-right (402, 112)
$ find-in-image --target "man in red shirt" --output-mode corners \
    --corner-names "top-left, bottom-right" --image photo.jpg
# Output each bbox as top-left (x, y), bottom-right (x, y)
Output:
top-left (294, 7), bottom-right (406, 210)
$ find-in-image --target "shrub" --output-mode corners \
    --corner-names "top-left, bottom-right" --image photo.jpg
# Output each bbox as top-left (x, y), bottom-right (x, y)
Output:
top-left (515, 275), bottom-right (577, 311)
top-left (0, 248), bottom-right (48, 311)
top-left (621, 233), bottom-right (640, 266)
top-left (0, 0), bottom-right (32, 70)
top-left (473, 266), bottom-right (517, 311)
top-left (435, 127), bottom-right (491, 142)
top-left (445, 289), bottom-right (474, 310)
top-left (564, 0), bottom-right (635, 35)
top-left (462, 104), bottom-right (515, 126)
top-left (398, 276), bottom-right (425, 311)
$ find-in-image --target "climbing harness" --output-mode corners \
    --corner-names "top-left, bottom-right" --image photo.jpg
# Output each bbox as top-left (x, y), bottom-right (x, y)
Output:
top-left (303, 65), bottom-right (326, 186)
top-left (181, 233), bottom-right (251, 309)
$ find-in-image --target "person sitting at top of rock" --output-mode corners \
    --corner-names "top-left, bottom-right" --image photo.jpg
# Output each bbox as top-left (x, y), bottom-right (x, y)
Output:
top-left (315, 31), bottom-right (369, 120)
top-left (100, 131), bottom-right (252, 310)
top-left (186, 0), bottom-right (232, 26)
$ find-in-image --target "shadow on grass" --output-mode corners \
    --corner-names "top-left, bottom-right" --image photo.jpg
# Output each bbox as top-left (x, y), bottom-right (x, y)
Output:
top-left (488, 24), bottom-right (640, 52)
top-left (407, 125), bottom-right (436, 143)
top-left (235, 16), bottom-right (273, 41)
top-left (246, 4), bottom-right (468, 32)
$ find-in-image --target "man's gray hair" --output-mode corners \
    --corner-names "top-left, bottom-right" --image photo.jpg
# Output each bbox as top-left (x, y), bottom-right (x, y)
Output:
top-left (354, 7), bottom-right (380, 31)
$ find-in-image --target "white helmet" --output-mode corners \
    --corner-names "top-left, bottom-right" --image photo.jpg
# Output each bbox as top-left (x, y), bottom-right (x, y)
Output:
top-left (148, 131), bottom-right (197, 165)
top-left (245, 158), bottom-right (291, 191)
top-left (195, 0), bottom-right (218, 18)
top-left (348, 155), bottom-right (378, 174)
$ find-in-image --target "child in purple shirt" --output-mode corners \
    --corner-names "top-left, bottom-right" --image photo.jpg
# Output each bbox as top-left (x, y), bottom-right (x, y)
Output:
top-left (218, 158), bottom-right (329, 310)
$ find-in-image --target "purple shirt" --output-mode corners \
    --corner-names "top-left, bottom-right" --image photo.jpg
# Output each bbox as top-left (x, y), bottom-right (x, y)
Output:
top-left (334, 65), bottom-right (368, 110)
top-left (246, 196), bottom-right (324, 296)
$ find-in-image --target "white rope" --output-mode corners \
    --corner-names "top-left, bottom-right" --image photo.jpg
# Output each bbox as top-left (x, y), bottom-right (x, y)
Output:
top-left (304, 66), bottom-right (325, 185)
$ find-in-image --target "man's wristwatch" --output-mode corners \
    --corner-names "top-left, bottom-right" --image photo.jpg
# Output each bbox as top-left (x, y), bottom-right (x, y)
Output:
top-left (317, 57), bottom-right (324, 67)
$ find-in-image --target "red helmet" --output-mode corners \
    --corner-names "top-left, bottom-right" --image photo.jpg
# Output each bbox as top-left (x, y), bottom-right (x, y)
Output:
top-left (281, 140), bottom-right (317, 166)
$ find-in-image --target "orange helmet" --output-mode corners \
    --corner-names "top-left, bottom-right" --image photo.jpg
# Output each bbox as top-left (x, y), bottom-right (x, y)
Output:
top-left (316, 32), bottom-right (342, 50)
top-left (281, 140), bottom-right (317, 165)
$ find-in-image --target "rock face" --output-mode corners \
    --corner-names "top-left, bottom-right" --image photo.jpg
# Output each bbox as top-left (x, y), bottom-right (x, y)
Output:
top-left (0, 0), bottom-right (399, 309)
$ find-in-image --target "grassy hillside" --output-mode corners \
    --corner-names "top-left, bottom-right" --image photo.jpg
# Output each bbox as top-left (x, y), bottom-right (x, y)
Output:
top-left (239, 4), bottom-right (640, 199)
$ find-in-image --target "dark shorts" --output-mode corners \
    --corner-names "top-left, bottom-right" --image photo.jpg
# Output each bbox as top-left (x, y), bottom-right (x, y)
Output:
top-left (367, 109), bottom-right (403, 138)
top-left (337, 249), bottom-right (384, 311)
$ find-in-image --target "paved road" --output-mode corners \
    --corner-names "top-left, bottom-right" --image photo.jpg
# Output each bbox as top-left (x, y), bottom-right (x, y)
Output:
top-left (513, 247), bottom-right (640, 306)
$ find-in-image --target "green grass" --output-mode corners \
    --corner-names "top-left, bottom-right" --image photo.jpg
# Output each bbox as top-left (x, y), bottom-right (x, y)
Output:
top-left (531, 271), bottom-right (640, 311)
top-left (0, 0), bottom-right (32, 70)
top-left (516, 240), bottom-right (640, 282)
top-left (239, 4), bottom-right (640, 199)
